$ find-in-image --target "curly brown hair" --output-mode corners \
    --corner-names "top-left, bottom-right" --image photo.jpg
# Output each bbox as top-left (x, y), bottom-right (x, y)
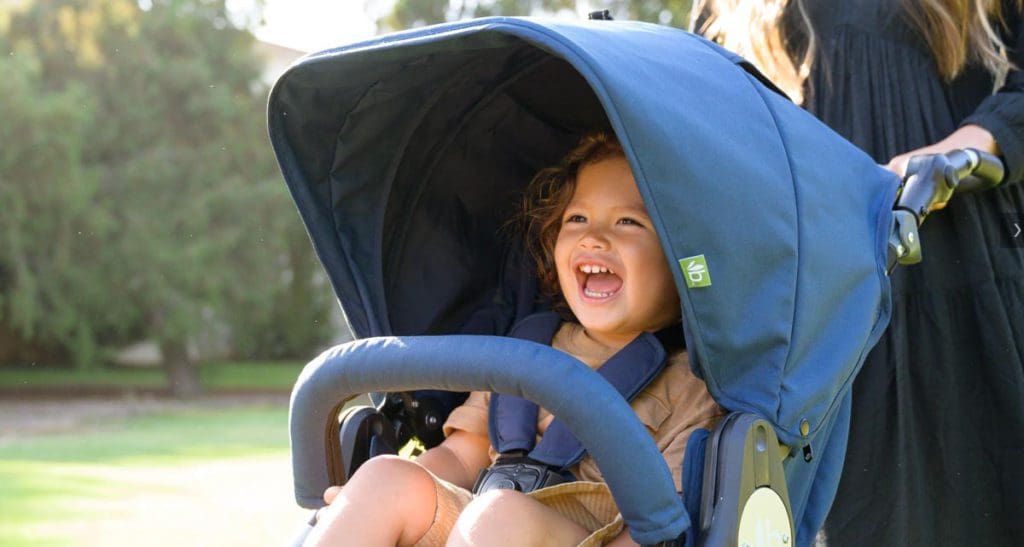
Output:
top-left (520, 133), bottom-right (625, 315)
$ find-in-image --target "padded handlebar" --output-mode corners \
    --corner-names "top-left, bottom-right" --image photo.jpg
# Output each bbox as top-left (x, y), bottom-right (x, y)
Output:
top-left (289, 335), bottom-right (689, 545)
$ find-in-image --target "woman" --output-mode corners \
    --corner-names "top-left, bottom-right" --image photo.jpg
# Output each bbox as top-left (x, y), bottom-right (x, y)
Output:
top-left (693, 1), bottom-right (1024, 545)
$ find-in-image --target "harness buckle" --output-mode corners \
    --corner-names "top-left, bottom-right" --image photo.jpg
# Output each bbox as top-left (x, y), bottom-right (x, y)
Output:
top-left (472, 451), bottom-right (569, 494)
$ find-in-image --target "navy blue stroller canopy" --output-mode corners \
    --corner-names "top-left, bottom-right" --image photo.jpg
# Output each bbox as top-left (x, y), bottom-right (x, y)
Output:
top-left (269, 16), bottom-right (897, 543)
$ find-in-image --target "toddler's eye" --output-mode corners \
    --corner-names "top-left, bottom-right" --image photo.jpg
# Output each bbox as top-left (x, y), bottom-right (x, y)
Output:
top-left (565, 214), bottom-right (587, 224)
top-left (618, 217), bottom-right (645, 227)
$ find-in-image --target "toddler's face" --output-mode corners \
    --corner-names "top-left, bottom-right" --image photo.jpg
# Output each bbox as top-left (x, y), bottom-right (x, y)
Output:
top-left (553, 156), bottom-right (680, 347)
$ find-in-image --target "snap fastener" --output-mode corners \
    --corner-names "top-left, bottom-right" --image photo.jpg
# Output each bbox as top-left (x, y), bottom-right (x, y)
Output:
top-left (799, 419), bottom-right (810, 437)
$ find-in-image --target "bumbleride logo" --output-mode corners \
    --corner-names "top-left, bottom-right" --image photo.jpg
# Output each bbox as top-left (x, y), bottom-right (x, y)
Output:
top-left (679, 255), bottom-right (711, 288)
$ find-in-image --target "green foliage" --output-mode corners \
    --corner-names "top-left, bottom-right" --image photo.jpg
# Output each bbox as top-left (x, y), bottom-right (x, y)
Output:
top-left (0, 43), bottom-right (106, 366)
top-left (598, 0), bottom-right (694, 27)
top-left (0, 0), bottom-right (332, 373)
top-left (0, 361), bottom-right (305, 390)
top-left (376, 0), bottom-right (693, 31)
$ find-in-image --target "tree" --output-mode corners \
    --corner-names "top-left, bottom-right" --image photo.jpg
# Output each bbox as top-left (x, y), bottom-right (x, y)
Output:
top-left (0, 48), bottom-right (107, 366)
top-left (377, 0), bottom-right (693, 31)
top-left (0, 0), bottom-right (331, 396)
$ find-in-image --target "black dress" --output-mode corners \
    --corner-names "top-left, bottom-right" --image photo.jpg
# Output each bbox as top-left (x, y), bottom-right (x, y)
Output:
top-left (786, 1), bottom-right (1024, 545)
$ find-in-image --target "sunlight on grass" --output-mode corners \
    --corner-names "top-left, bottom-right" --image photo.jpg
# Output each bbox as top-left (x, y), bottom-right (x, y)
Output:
top-left (0, 404), bottom-right (305, 547)
top-left (0, 405), bottom-right (288, 465)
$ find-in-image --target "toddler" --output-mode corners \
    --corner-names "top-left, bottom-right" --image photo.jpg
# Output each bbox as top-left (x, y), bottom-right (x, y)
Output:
top-left (305, 133), bottom-right (724, 547)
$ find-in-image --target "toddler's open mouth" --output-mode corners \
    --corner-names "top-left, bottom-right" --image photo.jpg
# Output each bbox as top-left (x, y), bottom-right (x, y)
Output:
top-left (576, 262), bottom-right (623, 300)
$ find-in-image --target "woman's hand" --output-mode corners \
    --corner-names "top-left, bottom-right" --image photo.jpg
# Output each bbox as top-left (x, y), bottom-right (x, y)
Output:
top-left (886, 124), bottom-right (1000, 178)
top-left (885, 124), bottom-right (999, 210)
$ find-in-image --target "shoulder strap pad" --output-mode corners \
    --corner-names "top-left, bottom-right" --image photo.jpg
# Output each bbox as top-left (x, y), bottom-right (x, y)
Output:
top-left (489, 312), bottom-right (670, 471)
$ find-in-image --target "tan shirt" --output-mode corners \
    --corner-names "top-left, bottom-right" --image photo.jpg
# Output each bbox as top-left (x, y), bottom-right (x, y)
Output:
top-left (442, 322), bottom-right (726, 493)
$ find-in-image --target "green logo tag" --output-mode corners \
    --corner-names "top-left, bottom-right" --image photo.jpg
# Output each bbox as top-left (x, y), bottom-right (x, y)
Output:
top-left (679, 255), bottom-right (711, 288)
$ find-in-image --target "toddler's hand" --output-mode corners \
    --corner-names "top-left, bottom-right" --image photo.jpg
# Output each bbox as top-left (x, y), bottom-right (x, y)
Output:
top-left (323, 485), bottom-right (343, 504)
top-left (315, 485), bottom-right (344, 523)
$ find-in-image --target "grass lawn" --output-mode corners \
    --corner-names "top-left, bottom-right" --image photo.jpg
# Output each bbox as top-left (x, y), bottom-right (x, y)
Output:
top-left (0, 361), bottom-right (306, 391)
top-left (0, 403), bottom-right (308, 546)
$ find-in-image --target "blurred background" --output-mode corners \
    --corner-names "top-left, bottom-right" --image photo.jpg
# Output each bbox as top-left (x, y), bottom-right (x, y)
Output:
top-left (0, 0), bottom-right (693, 544)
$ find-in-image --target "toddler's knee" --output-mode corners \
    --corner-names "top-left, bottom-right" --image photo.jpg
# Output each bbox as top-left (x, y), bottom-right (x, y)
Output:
top-left (449, 489), bottom-right (591, 547)
top-left (469, 489), bottom-right (533, 517)
top-left (350, 455), bottom-right (431, 490)
top-left (340, 455), bottom-right (439, 516)
top-left (450, 489), bottom-right (534, 539)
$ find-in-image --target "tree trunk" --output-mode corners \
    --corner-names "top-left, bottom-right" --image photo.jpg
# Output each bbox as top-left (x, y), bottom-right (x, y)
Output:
top-left (160, 338), bottom-right (201, 399)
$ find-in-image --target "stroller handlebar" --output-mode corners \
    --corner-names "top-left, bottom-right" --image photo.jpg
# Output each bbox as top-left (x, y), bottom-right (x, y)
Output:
top-left (289, 335), bottom-right (690, 545)
top-left (887, 149), bottom-right (1005, 272)
top-left (896, 148), bottom-right (1004, 224)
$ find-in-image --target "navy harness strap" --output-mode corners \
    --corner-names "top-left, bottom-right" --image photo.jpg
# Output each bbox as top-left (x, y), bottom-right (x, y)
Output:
top-left (488, 312), bottom-right (562, 453)
top-left (489, 312), bottom-right (669, 472)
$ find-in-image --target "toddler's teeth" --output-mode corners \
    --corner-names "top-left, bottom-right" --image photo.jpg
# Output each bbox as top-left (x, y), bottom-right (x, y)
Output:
top-left (579, 264), bottom-right (615, 274)
top-left (583, 288), bottom-right (613, 298)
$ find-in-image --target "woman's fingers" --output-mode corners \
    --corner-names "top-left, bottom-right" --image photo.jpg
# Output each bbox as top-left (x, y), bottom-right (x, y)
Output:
top-left (885, 155), bottom-right (910, 179)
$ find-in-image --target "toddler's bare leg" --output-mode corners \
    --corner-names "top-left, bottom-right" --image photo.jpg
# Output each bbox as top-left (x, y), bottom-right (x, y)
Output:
top-left (304, 455), bottom-right (438, 547)
top-left (445, 489), bottom-right (590, 547)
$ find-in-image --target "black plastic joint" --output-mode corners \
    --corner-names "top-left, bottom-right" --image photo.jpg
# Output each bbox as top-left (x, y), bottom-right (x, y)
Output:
top-left (642, 537), bottom-right (685, 547)
top-left (588, 10), bottom-right (614, 20)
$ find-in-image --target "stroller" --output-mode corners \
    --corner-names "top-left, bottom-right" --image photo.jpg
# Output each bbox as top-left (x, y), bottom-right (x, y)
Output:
top-left (267, 15), bottom-right (1004, 547)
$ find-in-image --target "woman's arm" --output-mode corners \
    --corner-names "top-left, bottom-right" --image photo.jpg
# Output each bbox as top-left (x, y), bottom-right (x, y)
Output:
top-left (885, 124), bottom-right (1000, 178)
top-left (894, 7), bottom-right (1024, 183)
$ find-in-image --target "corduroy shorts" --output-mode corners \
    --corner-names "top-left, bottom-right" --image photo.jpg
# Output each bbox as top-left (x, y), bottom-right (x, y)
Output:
top-left (413, 470), bottom-right (624, 547)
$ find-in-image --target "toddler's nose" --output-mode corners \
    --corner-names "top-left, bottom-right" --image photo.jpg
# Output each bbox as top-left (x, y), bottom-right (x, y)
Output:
top-left (579, 229), bottom-right (609, 249)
